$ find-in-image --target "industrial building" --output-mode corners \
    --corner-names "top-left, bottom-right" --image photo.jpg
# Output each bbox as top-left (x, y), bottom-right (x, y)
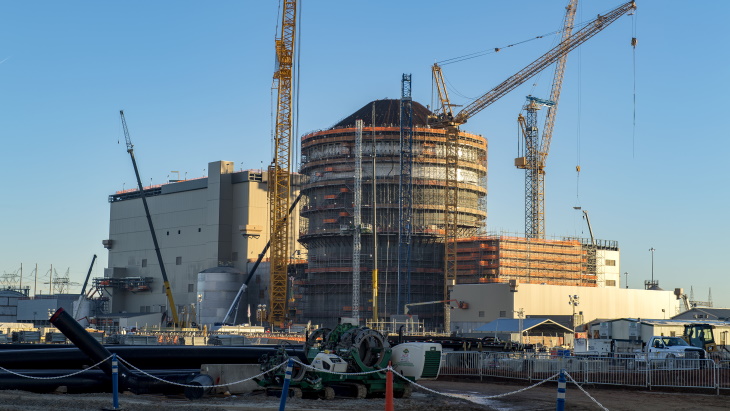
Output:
top-left (456, 235), bottom-right (621, 288)
top-left (294, 99), bottom-right (487, 328)
top-left (449, 282), bottom-right (680, 336)
top-left (101, 160), bottom-right (302, 327)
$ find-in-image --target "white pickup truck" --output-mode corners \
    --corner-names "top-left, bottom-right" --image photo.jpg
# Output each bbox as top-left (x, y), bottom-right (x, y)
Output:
top-left (574, 336), bottom-right (706, 368)
top-left (635, 336), bottom-right (706, 368)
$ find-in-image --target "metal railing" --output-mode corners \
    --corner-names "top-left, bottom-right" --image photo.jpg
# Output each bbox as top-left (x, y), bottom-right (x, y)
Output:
top-left (441, 351), bottom-right (730, 394)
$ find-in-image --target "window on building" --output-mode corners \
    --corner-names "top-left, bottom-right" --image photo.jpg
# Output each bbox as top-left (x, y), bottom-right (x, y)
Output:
top-left (198, 228), bottom-right (202, 232)
top-left (141, 259), bottom-right (147, 268)
top-left (178, 230), bottom-right (181, 234)
top-left (499, 311), bottom-right (507, 318)
top-left (176, 257), bottom-right (182, 265)
top-left (188, 284), bottom-right (194, 293)
top-left (478, 311), bottom-right (485, 318)
top-left (259, 290), bottom-right (265, 299)
top-left (606, 259), bottom-right (616, 266)
top-left (606, 280), bottom-right (616, 287)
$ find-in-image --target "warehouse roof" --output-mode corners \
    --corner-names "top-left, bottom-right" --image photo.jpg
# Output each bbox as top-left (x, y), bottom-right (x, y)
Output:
top-left (475, 318), bottom-right (573, 334)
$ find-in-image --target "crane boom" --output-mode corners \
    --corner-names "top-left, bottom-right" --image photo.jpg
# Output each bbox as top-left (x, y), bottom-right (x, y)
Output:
top-left (120, 110), bottom-right (179, 327)
top-left (268, 0), bottom-right (297, 326)
top-left (439, 1), bottom-right (636, 126)
top-left (541, 0), bottom-right (578, 162)
top-left (519, 0), bottom-right (577, 239)
top-left (430, 0), bottom-right (635, 331)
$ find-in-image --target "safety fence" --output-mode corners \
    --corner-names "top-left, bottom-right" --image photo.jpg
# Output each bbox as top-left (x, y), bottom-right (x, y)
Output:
top-left (0, 353), bottom-right (611, 410)
top-left (440, 351), bottom-right (730, 394)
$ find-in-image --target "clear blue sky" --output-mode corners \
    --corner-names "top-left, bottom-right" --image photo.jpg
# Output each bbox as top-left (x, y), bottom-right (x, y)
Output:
top-left (1, 1), bottom-right (727, 307)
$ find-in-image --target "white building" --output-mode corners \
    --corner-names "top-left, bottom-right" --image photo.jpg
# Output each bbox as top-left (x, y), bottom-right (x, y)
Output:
top-left (450, 282), bottom-right (679, 336)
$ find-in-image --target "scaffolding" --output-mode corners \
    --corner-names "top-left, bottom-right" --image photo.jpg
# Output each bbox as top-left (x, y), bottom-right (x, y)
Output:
top-left (455, 234), bottom-right (596, 287)
top-left (296, 100), bottom-right (487, 328)
top-left (93, 277), bottom-right (154, 293)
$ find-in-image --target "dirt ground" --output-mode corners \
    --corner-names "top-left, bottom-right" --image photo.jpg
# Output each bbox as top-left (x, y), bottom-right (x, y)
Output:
top-left (0, 379), bottom-right (727, 411)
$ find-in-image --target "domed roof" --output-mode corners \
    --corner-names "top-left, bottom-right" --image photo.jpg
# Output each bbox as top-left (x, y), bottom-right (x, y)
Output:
top-left (332, 99), bottom-right (433, 129)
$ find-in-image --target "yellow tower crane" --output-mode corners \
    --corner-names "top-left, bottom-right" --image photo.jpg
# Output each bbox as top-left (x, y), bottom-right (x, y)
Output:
top-left (430, 1), bottom-right (636, 330)
top-left (268, 0), bottom-right (297, 327)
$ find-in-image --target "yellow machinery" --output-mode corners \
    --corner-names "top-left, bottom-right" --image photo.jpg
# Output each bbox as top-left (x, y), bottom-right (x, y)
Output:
top-left (268, 0), bottom-right (297, 326)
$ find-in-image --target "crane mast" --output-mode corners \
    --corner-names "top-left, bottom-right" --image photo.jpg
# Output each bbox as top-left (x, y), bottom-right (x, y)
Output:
top-left (269, 0), bottom-right (297, 326)
top-left (430, 0), bottom-right (635, 330)
top-left (398, 74), bottom-right (414, 312)
top-left (517, 96), bottom-right (555, 239)
top-left (119, 110), bottom-right (179, 327)
top-left (517, 0), bottom-right (578, 239)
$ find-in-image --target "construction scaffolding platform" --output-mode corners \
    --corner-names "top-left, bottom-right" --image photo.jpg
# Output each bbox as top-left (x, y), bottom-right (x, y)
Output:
top-left (455, 234), bottom-right (596, 287)
top-left (93, 277), bottom-right (154, 293)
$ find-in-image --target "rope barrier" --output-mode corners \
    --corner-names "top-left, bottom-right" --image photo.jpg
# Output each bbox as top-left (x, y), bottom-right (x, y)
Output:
top-left (0, 352), bottom-right (595, 410)
top-left (390, 367), bottom-right (561, 404)
top-left (116, 356), bottom-right (289, 389)
top-left (0, 355), bottom-right (114, 380)
top-left (564, 371), bottom-right (609, 411)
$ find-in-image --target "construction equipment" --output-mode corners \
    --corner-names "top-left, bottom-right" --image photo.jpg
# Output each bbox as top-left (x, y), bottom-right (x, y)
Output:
top-left (683, 324), bottom-right (718, 354)
top-left (398, 74), bottom-right (414, 312)
top-left (72, 254), bottom-right (97, 322)
top-left (119, 110), bottom-right (179, 327)
top-left (430, 1), bottom-right (636, 329)
top-left (257, 320), bottom-right (425, 399)
top-left (268, 0), bottom-right (297, 326)
top-left (404, 299), bottom-right (459, 316)
top-left (517, 96), bottom-right (555, 239)
top-left (516, 0), bottom-right (578, 239)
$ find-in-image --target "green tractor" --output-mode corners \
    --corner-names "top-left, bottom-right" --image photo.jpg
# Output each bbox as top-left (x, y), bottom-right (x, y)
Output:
top-left (257, 320), bottom-right (414, 399)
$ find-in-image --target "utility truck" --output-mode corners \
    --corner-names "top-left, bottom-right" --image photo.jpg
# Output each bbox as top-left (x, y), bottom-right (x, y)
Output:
top-left (575, 336), bottom-right (706, 369)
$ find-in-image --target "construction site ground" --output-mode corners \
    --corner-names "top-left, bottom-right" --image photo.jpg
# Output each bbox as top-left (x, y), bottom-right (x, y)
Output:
top-left (0, 379), bottom-right (727, 411)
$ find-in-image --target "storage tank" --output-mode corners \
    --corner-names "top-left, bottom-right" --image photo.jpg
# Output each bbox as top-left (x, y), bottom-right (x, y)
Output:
top-left (296, 99), bottom-right (487, 328)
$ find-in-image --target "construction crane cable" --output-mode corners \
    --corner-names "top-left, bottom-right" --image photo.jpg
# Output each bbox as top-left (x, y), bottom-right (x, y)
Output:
top-left (631, 12), bottom-right (637, 158)
top-left (436, 7), bottom-right (623, 67)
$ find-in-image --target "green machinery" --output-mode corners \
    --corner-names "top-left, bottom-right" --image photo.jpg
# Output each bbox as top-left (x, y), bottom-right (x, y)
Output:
top-left (257, 322), bottom-right (413, 399)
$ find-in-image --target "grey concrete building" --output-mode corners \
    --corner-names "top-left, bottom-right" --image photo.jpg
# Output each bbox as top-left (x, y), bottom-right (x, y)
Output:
top-left (102, 160), bottom-right (302, 327)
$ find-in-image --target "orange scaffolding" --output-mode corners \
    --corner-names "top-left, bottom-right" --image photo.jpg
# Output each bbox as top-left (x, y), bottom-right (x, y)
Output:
top-left (455, 235), bottom-right (596, 287)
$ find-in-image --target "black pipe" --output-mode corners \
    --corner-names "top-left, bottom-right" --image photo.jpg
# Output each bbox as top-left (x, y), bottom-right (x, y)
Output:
top-left (0, 345), bottom-right (306, 370)
top-left (49, 307), bottom-right (138, 390)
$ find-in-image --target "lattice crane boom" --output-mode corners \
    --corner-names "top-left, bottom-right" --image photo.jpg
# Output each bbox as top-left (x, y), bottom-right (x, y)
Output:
top-left (430, 0), bottom-right (635, 330)
top-left (519, 0), bottom-right (577, 239)
top-left (541, 0), bottom-right (578, 164)
top-left (431, 1), bottom-right (636, 129)
top-left (268, 0), bottom-right (297, 326)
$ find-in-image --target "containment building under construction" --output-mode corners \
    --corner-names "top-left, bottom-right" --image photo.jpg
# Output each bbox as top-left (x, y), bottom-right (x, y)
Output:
top-left (294, 99), bottom-right (487, 328)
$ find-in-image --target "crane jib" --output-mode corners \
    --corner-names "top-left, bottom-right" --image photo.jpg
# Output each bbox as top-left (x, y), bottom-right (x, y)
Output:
top-left (454, 1), bottom-right (636, 124)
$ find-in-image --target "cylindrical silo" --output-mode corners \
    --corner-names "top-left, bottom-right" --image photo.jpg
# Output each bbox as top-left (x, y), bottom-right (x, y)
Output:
top-left (296, 99), bottom-right (487, 329)
top-left (197, 266), bottom-right (244, 327)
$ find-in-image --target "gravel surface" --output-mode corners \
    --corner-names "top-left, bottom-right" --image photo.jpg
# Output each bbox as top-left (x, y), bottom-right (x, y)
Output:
top-left (0, 379), bottom-right (727, 410)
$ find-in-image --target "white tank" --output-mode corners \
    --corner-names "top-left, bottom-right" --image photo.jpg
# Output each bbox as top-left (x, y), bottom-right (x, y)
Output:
top-left (391, 342), bottom-right (442, 380)
top-left (197, 267), bottom-right (244, 327)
